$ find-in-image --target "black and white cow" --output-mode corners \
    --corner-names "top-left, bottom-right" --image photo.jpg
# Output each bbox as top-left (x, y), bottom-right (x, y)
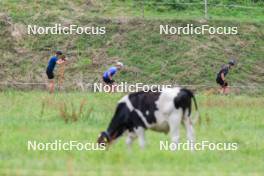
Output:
top-left (97, 87), bottom-right (199, 149)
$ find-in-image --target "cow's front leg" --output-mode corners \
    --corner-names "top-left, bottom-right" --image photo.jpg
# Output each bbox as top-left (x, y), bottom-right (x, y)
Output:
top-left (134, 127), bottom-right (145, 149)
top-left (168, 110), bottom-right (182, 151)
top-left (126, 132), bottom-right (137, 149)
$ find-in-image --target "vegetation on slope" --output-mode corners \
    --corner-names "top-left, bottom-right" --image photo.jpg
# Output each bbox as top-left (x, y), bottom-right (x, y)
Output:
top-left (0, 0), bottom-right (263, 90)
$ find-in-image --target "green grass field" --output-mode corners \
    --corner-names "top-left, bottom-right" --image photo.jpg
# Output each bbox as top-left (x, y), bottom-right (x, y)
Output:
top-left (1, 0), bottom-right (264, 89)
top-left (0, 91), bottom-right (263, 175)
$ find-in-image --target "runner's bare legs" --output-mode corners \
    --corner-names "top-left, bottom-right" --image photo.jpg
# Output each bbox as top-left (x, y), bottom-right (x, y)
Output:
top-left (49, 80), bottom-right (55, 94)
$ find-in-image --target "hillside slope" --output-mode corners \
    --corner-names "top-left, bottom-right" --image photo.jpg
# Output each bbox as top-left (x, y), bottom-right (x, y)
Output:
top-left (0, 0), bottom-right (263, 90)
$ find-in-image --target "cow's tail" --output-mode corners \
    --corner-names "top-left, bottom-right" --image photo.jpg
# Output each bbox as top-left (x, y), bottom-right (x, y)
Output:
top-left (182, 88), bottom-right (200, 125)
top-left (191, 93), bottom-right (200, 125)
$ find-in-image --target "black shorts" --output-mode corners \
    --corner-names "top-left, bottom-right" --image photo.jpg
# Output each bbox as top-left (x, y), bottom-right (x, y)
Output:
top-left (216, 78), bottom-right (228, 87)
top-left (46, 70), bottom-right (54, 79)
top-left (103, 77), bottom-right (114, 85)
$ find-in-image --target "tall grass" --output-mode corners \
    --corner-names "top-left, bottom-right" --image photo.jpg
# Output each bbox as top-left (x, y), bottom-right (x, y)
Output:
top-left (0, 91), bottom-right (263, 175)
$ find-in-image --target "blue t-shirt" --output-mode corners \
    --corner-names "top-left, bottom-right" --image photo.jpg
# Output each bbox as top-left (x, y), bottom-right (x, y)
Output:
top-left (47, 56), bottom-right (58, 72)
top-left (103, 66), bottom-right (117, 79)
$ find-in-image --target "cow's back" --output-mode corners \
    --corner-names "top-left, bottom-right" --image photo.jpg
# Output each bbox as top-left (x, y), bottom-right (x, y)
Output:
top-left (155, 87), bottom-right (181, 115)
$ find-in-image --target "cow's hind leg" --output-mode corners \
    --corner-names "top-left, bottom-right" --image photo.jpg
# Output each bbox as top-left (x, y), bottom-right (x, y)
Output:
top-left (168, 109), bottom-right (182, 151)
top-left (183, 111), bottom-right (195, 151)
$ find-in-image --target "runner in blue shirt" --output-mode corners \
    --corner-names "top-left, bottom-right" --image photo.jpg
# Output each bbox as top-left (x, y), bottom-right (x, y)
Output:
top-left (103, 62), bottom-right (123, 92)
top-left (46, 51), bottom-right (66, 93)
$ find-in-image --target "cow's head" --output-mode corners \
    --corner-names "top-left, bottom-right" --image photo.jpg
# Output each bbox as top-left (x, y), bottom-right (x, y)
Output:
top-left (97, 131), bottom-right (110, 145)
top-left (97, 103), bottom-right (131, 146)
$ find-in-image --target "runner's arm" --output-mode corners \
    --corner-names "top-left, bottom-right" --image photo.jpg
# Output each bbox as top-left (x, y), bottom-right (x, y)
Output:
top-left (57, 59), bottom-right (66, 65)
top-left (221, 72), bottom-right (225, 81)
top-left (108, 72), bottom-right (113, 80)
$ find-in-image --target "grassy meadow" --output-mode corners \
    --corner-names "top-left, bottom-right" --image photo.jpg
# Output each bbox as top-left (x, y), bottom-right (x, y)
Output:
top-left (0, 0), bottom-right (264, 88)
top-left (0, 91), bottom-right (263, 175)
